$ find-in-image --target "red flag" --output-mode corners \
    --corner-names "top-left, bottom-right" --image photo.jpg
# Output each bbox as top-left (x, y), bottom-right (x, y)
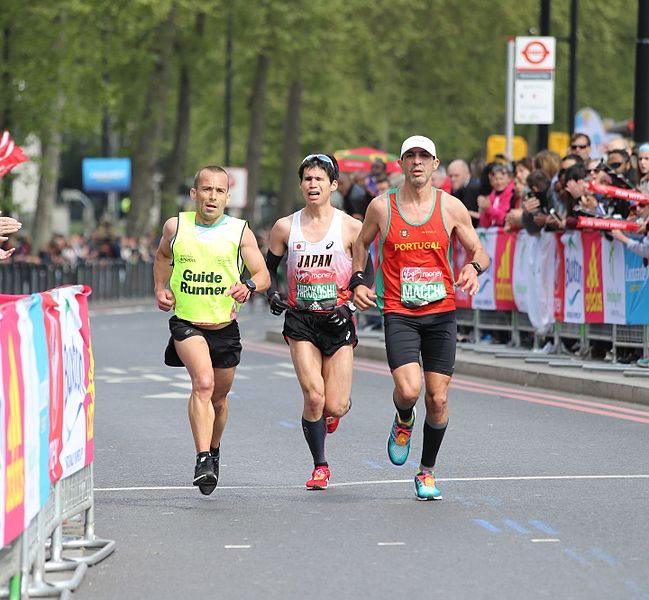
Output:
top-left (0, 131), bottom-right (29, 178)
top-left (587, 180), bottom-right (649, 204)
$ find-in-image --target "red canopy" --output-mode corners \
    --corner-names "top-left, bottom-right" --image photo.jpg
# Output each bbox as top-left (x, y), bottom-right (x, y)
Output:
top-left (334, 146), bottom-right (401, 174)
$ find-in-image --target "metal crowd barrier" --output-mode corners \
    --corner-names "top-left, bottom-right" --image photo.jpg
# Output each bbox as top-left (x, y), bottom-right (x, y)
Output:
top-left (0, 259), bottom-right (153, 300)
top-left (0, 464), bottom-right (115, 599)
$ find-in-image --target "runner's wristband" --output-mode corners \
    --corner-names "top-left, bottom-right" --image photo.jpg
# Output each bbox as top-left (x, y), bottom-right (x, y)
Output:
top-left (348, 271), bottom-right (367, 290)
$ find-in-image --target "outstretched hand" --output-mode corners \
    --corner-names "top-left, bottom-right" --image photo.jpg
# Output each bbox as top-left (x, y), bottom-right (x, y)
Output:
top-left (455, 265), bottom-right (480, 296)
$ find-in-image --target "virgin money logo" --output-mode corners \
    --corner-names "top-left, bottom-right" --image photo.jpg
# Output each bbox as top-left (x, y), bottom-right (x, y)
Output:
top-left (402, 267), bottom-right (422, 282)
top-left (296, 270), bottom-right (311, 283)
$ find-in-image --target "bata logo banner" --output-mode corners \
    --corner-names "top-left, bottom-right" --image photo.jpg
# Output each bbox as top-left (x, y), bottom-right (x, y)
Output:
top-left (582, 232), bottom-right (604, 323)
top-left (495, 232), bottom-right (516, 310)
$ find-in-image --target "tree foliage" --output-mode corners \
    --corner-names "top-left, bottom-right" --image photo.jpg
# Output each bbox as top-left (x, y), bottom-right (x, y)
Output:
top-left (0, 0), bottom-right (639, 240)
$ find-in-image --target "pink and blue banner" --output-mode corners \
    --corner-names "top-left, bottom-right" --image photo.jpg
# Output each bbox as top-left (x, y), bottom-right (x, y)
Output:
top-left (0, 285), bottom-right (94, 548)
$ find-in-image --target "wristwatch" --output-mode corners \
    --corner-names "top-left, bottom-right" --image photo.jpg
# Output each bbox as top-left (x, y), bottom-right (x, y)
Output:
top-left (242, 278), bottom-right (257, 293)
top-left (470, 261), bottom-right (484, 276)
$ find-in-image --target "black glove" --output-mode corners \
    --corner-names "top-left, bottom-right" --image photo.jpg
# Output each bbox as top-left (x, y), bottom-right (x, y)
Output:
top-left (325, 303), bottom-right (355, 329)
top-left (267, 291), bottom-right (290, 316)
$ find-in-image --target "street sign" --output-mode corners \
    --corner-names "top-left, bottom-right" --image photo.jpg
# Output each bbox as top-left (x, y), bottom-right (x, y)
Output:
top-left (514, 36), bottom-right (556, 125)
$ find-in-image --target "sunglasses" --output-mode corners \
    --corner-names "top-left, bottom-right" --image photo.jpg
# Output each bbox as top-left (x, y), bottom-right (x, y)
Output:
top-left (302, 154), bottom-right (334, 166)
top-left (607, 161), bottom-right (624, 170)
top-left (570, 143), bottom-right (589, 150)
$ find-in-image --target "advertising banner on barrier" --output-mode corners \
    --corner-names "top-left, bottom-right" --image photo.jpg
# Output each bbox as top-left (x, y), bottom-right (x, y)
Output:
top-left (0, 285), bottom-right (94, 548)
top-left (553, 232), bottom-right (565, 321)
top-left (472, 229), bottom-right (497, 310)
top-left (51, 287), bottom-right (94, 479)
top-left (512, 230), bottom-right (533, 314)
top-left (0, 302), bottom-right (26, 547)
top-left (601, 235), bottom-right (626, 325)
top-left (582, 232), bottom-right (604, 323)
top-left (494, 231), bottom-right (516, 310)
top-left (624, 246), bottom-right (649, 325)
top-left (562, 231), bottom-right (585, 323)
top-left (528, 231), bottom-right (556, 334)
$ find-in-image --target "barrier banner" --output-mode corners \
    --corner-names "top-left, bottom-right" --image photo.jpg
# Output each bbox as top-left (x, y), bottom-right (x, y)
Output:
top-left (601, 235), bottom-right (626, 325)
top-left (15, 297), bottom-right (44, 526)
top-left (624, 245), bottom-right (649, 325)
top-left (528, 231), bottom-right (556, 334)
top-left (553, 232), bottom-right (565, 321)
top-left (472, 228), bottom-right (497, 310)
top-left (562, 231), bottom-right (585, 323)
top-left (452, 233), bottom-right (472, 309)
top-left (582, 232), bottom-right (604, 323)
top-left (0, 302), bottom-right (26, 547)
top-left (42, 292), bottom-right (64, 484)
top-left (512, 230), bottom-right (533, 314)
top-left (0, 285), bottom-right (94, 548)
top-left (51, 286), bottom-right (94, 478)
top-left (494, 231), bottom-right (516, 310)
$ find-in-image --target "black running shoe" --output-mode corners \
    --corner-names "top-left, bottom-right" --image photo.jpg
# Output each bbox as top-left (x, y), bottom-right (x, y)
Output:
top-left (193, 455), bottom-right (217, 496)
top-left (210, 451), bottom-right (220, 487)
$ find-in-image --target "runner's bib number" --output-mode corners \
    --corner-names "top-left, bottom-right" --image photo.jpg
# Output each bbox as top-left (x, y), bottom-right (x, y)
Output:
top-left (400, 266), bottom-right (447, 308)
top-left (295, 268), bottom-right (338, 310)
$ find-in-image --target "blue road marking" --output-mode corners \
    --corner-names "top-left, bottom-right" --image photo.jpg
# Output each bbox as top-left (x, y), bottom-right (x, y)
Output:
top-left (502, 519), bottom-right (530, 534)
top-left (363, 459), bottom-right (383, 469)
top-left (624, 580), bottom-right (649, 598)
top-left (474, 519), bottom-right (501, 533)
top-left (406, 460), bottom-right (419, 468)
top-left (589, 547), bottom-right (619, 567)
top-left (528, 519), bottom-right (559, 535)
top-left (278, 420), bottom-right (297, 428)
top-left (561, 548), bottom-right (591, 566)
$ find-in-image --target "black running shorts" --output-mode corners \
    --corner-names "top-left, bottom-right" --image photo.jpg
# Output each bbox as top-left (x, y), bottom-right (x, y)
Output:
top-left (383, 310), bottom-right (456, 375)
top-left (282, 309), bottom-right (358, 356)
top-left (164, 316), bottom-right (242, 369)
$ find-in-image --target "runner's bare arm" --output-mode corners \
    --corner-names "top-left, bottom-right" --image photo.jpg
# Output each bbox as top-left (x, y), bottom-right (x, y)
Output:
top-left (268, 216), bottom-right (291, 257)
top-left (446, 195), bottom-right (490, 295)
top-left (226, 225), bottom-right (271, 302)
top-left (154, 217), bottom-right (177, 311)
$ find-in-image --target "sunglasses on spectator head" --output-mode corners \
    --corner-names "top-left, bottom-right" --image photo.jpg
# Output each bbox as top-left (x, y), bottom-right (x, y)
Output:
top-left (302, 154), bottom-right (334, 166)
top-left (607, 161), bottom-right (623, 170)
top-left (570, 143), bottom-right (589, 150)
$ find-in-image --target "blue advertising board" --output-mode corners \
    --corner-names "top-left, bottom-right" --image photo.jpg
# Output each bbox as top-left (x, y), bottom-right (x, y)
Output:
top-left (82, 158), bottom-right (131, 193)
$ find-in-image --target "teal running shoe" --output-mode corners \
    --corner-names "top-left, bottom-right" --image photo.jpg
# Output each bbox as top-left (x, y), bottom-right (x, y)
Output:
top-left (387, 409), bottom-right (415, 466)
top-left (414, 471), bottom-right (442, 501)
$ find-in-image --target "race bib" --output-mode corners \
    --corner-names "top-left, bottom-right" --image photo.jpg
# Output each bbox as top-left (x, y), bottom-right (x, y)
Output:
top-left (400, 266), bottom-right (447, 308)
top-left (295, 268), bottom-right (338, 310)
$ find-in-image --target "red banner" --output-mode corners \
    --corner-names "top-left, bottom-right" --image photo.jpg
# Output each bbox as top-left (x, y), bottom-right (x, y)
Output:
top-left (553, 232), bottom-right (565, 321)
top-left (494, 231), bottom-right (516, 310)
top-left (587, 181), bottom-right (649, 204)
top-left (582, 231), bottom-right (604, 323)
top-left (576, 216), bottom-right (641, 231)
top-left (0, 304), bottom-right (25, 545)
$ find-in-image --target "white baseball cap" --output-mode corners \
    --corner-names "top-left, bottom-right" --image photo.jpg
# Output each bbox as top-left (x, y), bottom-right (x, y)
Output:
top-left (400, 135), bottom-right (437, 159)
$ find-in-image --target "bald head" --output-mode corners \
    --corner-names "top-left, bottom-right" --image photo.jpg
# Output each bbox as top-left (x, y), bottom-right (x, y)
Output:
top-left (448, 159), bottom-right (471, 192)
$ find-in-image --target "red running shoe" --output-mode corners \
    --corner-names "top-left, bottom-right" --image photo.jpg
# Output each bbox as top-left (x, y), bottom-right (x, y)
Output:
top-left (306, 466), bottom-right (330, 490)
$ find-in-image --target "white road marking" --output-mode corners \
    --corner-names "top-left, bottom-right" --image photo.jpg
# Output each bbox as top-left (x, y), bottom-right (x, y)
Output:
top-left (531, 539), bottom-right (560, 543)
top-left (171, 382), bottom-right (193, 390)
top-left (275, 372), bottom-right (296, 379)
top-left (377, 542), bottom-right (405, 546)
top-left (104, 367), bottom-right (128, 374)
top-left (94, 473), bottom-right (649, 492)
top-left (276, 362), bottom-right (295, 369)
top-left (143, 374), bottom-right (172, 382)
top-left (224, 545), bottom-right (251, 549)
top-left (143, 393), bottom-right (188, 399)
